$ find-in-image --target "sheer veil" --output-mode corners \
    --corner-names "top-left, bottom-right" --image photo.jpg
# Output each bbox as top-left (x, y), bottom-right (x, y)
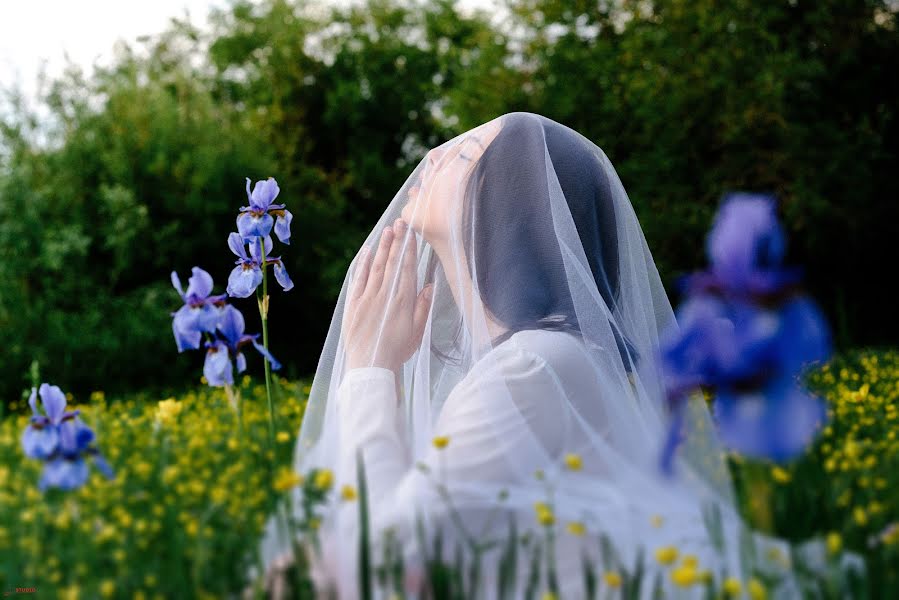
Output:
top-left (253, 112), bottom-right (748, 596)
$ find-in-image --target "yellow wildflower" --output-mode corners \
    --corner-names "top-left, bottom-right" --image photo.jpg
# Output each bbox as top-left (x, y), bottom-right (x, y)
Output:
top-left (541, 593), bottom-right (557, 600)
top-left (681, 554), bottom-right (698, 569)
top-left (654, 545), bottom-right (678, 565)
top-left (827, 532), bottom-right (842, 556)
top-left (59, 585), bottom-right (80, 600)
top-left (566, 521), bottom-right (586, 536)
top-left (670, 564), bottom-right (697, 587)
top-left (276, 431), bottom-right (291, 443)
top-left (432, 436), bottom-right (450, 449)
top-left (770, 466), bottom-right (791, 484)
top-left (273, 468), bottom-right (304, 492)
top-left (99, 580), bottom-right (115, 598)
top-left (748, 578), bottom-right (767, 600)
top-left (603, 572), bottom-right (622, 588)
top-left (722, 578), bottom-right (742, 597)
top-left (563, 453), bottom-right (582, 471)
top-left (340, 485), bottom-right (358, 501)
top-left (155, 399), bottom-right (182, 426)
top-left (534, 502), bottom-right (555, 526)
top-left (314, 469), bottom-right (333, 490)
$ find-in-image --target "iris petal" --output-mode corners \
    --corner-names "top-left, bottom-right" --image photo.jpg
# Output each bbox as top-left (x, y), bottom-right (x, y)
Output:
top-left (274, 261), bottom-right (294, 292)
top-left (219, 305), bottom-right (246, 346)
top-left (274, 209), bottom-right (292, 245)
top-left (237, 212), bottom-right (274, 239)
top-left (227, 264), bottom-right (263, 298)
top-left (228, 232), bottom-right (249, 259)
top-left (28, 387), bottom-right (38, 415)
top-left (171, 271), bottom-right (185, 298)
top-left (251, 339), bottom-right (282, 371)
top-left (715, 380), bottom-right (827, 462)
top-left (40, 458), bottom-right (89, 491)
top-left (203, 343), bottom-right (234, 386)
top-left (249, 235), bottom-right (273, 262)
top-left (40, 384), bottom-right (68, 424)
top-left (250, 177), bottom-right (280, 210)
top-left (186, 267), bottom-right (214, 300)
top-left (172, 307), bottom-right (203, 352)
top-left (22, 425), bottom-right (59, 459)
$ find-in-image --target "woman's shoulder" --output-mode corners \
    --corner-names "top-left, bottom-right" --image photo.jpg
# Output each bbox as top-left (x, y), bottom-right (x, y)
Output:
top-left (472, 328), bottom-right (595, 392)
top-left (505, 328), bottom-right (591, 368)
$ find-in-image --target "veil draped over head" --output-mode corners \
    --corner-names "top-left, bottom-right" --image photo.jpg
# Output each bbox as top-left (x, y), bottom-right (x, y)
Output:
top-left (254, 112), bottom-right (756, 598)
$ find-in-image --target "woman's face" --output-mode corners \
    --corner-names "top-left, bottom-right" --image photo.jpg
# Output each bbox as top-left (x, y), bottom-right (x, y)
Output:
top-left (401, 119), bottom-right (503, 252)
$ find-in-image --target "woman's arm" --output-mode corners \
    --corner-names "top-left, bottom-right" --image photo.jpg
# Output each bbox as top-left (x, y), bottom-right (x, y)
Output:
top-left (333, 345), bottom-right (569, 550)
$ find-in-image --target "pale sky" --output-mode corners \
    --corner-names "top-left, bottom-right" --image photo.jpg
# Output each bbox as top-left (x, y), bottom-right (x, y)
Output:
top-left (0, 0), bottom-right (232, 97)
top-left (0, 0), bottom-right (495, 104)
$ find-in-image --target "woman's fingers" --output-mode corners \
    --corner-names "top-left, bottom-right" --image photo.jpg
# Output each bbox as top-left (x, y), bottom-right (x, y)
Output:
top-left (350, 246), bottom-right (372, 300)
top-left (366, 225), bottom-right (394, 296)
top-left (381, 218), bottom-right (409, 295)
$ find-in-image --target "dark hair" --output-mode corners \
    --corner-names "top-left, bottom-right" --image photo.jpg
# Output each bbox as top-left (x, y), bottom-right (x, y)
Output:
top-left (426, 113), bottom-right (639, 372)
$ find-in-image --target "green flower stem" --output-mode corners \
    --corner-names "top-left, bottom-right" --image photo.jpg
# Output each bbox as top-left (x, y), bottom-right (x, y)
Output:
top-left (258, 244), bottom-right (276, 451)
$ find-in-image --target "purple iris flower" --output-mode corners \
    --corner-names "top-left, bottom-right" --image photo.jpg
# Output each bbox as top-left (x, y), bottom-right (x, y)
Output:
top-left (203, 305), bottom-right (281, 386)
top-left (226, 233), bottom-right (294, 298)
top-left (237, 177), bottom-right (293, 244)
top-left (21, 384), bottom-right (114, 491)
top-left (681, 193), bottom-right (802, 300)
top-left (659, 193), bottom-right (833, 469)
top-left (714, 377), bottom-right (827, 462)
top-left (171, 267), bottom-right (228, 352)
top-left (660, 295), bottom-right (831, 466)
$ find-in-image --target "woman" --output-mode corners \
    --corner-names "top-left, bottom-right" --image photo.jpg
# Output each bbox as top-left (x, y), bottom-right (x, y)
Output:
top-left (253, 112), bottom-right (795, 598)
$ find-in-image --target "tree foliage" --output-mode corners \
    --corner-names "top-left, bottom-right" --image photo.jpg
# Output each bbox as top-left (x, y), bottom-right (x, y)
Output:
top-left (0, 0), bottom-right (896, 403)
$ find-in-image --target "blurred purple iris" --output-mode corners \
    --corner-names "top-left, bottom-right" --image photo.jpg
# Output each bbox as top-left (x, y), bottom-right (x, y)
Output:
top-left (171, 267), bottom-right (228, 352)
top-left (203, 305), bottom-right (281, 386)
top-left (226, 233), bottom-right (294, 298)
top-left (237, 177), bottom-right (293, 244)
top-left (680, 193), bottom-right (803, 301)
top-left (21, 384), bottom-right (114, 491)
top-left (660, 193), bottom-right (832, 470)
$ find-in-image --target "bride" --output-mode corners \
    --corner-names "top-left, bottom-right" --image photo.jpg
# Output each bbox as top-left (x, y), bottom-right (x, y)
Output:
top-left (253, 112), bottom-right (803, 598)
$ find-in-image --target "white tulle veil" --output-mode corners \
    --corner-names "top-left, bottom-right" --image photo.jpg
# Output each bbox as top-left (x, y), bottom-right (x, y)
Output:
top-left (253, 112), bottom-right (747, 597)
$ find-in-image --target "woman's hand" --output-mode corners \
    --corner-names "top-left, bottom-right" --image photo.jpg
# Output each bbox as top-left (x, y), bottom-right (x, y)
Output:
top-left (342, 218), bottom-right (434, 372)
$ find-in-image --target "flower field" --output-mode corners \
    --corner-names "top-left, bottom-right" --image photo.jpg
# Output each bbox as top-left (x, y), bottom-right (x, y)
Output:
top-left (1, 350), bottom-right (897, 598)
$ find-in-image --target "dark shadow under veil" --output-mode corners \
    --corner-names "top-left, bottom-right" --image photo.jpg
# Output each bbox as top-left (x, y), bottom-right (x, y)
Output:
top-left (424, 112), bottom-right (640, 372)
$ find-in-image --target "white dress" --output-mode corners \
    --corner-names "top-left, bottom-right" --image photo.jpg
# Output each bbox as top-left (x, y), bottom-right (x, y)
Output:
top-left (331, 329), bottom-right (579, 598)
top-left (324, 328), bottom-right (780, 599)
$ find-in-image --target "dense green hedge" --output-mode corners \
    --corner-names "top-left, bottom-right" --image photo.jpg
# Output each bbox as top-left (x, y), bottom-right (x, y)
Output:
top-left (1, 0), bottom-right (896, 403)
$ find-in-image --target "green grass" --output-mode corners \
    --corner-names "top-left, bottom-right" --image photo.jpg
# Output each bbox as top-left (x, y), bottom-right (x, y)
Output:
top-left (1, 349), bottom-right (897, 598)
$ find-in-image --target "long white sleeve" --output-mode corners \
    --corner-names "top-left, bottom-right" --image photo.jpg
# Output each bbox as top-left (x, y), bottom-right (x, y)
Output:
top-left (331, 341), bottom-right (571, 593)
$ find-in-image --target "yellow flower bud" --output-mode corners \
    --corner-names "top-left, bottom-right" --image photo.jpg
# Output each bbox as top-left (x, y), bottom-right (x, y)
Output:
top-left (826, 532), bottom-right (842, 556)
top-left (273, 468), bottom-right (304, 492)
top-left (566, 521), bottom-right (586, 536)
top-left (722, 577), bottom-right (742, 597)
top-left (770, 466), bottom-right (791, 484)
top-left (534, 502), bottom-right (555, 526)
top-left (563, 453), bottom-right (582, 471)
top-left (340, 485), bottom-right (358, 501)
top-left (670, 565), bottom-right (697, 587)
top-left (603, 572), bottom-right (622, 588)
top-left (748, 578), bottom-right (767, 600)
top-left (314, 469), bottom-right (333, 490)
top-left (432, 436), bottom-right (450, 449)
top-left (654, 545), bottom-right (678, 565)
